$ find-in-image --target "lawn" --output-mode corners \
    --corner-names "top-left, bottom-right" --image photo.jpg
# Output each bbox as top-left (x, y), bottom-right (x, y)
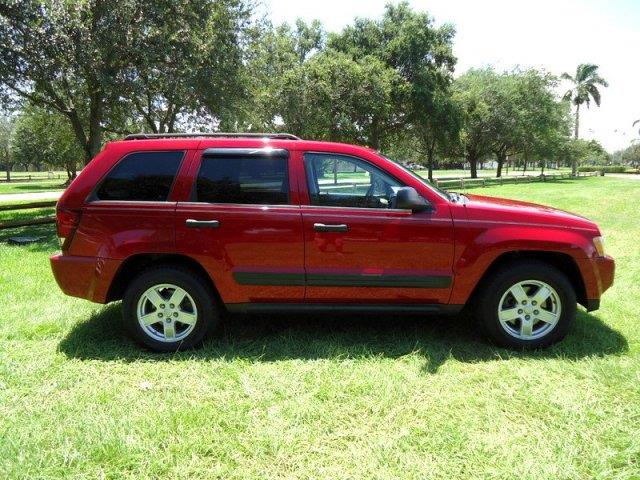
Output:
top-left (0, 177), bottom-right (638, 479)
top-left (0, 180), bottom-right (66, 195)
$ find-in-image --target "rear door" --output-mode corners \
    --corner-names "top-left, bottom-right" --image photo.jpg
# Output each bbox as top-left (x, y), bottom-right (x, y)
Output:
top-left (174, 148), bottom-right (305, 305)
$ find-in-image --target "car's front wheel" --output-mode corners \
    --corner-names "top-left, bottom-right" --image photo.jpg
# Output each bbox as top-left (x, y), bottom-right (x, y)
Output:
top-left (123, 266), bottom-right (218, 352)
top-left (476, 261), bottom-right (576, 348)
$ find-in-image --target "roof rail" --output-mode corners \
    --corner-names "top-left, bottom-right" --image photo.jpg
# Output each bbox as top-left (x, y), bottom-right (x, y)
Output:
top-left (124, 132), bottom-right (301, 141)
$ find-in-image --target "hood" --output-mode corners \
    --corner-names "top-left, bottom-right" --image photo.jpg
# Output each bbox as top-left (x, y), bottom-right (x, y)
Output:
top-left (461, 193), bottom-right (599, 232)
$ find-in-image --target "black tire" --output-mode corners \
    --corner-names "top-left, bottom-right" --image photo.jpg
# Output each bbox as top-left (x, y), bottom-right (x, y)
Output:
top-left (476, 260), bottom-right (576, 349)
top-left (122, 265), bottom-right (219, 352)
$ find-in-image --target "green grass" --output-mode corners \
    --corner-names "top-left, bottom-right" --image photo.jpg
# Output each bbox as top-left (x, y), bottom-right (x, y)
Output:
top-left (3, 170), bottom-right (69, 179)
top-left (0, 177), bottom-right (638, 479)
top-left (0, 179), bottom-right (66, 195)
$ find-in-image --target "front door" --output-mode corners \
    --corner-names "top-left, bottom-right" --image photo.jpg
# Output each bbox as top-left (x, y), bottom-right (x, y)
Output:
top-left (174, 148), bottom-right (304, 305)
top-left (300, 152), bottom-right (454, 304)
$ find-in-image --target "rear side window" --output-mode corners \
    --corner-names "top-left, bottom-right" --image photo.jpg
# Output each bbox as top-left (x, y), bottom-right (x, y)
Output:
top-left (96, 151), bottom-right (184, 201)
top-left (196, 156), bottom-right (289, 205)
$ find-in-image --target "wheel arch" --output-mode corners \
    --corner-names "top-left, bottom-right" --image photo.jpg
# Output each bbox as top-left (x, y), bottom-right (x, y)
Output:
top-left (467, 250), bottom-right (588, 309)
top-left (106, 253), bottom-right (221, 304)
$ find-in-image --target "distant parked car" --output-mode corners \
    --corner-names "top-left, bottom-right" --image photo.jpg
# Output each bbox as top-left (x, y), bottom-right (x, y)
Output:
top-left (51, 133), bottom-right (614, 351)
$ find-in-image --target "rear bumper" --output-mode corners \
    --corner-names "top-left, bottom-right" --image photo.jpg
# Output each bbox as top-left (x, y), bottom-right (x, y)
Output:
top-left (579, 255), bottom-right (615, 311)
top-left (50, 253), bottom-right (121, 303)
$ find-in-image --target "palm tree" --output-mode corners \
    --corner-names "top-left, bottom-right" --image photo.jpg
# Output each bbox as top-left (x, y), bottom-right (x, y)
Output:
top-left (561, 64), bottom-right (608, 175)
top-left (634, 119), bottom-right (639, 135)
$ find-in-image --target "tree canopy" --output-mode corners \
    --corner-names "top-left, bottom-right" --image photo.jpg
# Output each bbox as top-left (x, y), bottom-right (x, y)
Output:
top-left (0, 1), bottom-right (620, 175)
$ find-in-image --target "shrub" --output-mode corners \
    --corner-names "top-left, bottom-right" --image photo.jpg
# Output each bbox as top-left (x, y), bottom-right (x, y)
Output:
top-left (578, 165), bottom-right (630, 173)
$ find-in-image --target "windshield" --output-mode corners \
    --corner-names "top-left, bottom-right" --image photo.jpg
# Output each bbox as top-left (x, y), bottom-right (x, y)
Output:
top-left (378, 154), bottom-right (451, 201)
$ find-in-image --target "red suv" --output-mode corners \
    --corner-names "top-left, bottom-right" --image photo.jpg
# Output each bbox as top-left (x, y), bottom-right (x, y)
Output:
top-left (50, 133), bottom-right (615, 351)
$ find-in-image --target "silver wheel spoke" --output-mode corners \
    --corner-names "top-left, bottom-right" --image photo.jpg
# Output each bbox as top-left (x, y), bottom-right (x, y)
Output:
top-left (163, 321), bottom-right (176, 340)
top-left (498, 307), bottom-right (521, 323)
top-left (177, 311), bottom-right (197, 325)
top-left (140, 313), bottom-right (160, 326)
top-left (509, 284), bottom-right (529, 304)
top-left (532, 286), bottom-right (552, 306)
top-left (145, 288), bottom-right (165, 309)
top-left (168, 288), bottom-right (187, 308)
top-left (520, 318), bottom-right (533, 337)
top-left (536, 309), bottom-right (557, 324)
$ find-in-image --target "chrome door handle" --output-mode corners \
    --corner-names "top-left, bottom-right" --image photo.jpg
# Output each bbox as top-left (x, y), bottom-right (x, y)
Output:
top-left (313, 223), bottom-right (348, 232)
top-left (185, 219), bottom-right (220, 228)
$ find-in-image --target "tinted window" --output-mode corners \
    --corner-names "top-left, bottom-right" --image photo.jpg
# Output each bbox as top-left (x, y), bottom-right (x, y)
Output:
top-left (196, 156), bottom-right (289, 205)
top-left (304, 153), bottom-right (402, 209)
top-left (96, 151), bottom-right (183, 201)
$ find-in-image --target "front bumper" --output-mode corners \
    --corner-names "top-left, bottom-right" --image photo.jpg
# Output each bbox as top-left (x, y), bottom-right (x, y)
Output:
top-left (50, 253), bottom-right (121, 303)
top-left (579, 255), bottom-right (615, 311)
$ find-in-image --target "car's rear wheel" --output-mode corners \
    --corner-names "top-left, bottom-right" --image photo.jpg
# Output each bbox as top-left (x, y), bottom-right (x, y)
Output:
top-left (476, 261), bottom-right (576, 349)
top-left (123, 266), bottom-right (218, 352)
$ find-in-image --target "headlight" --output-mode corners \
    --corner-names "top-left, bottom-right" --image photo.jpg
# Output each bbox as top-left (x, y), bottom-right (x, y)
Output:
top-left (593, 236), bottom-right (605, 257)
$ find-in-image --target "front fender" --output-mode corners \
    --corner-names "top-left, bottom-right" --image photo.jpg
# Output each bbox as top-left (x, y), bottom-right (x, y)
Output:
top-left (449, 224), bottom-right (595, 305)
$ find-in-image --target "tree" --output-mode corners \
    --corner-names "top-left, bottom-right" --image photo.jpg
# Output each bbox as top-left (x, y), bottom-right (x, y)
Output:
top-left (415, 89), bottom-right (461, 181)
top-left (11, 107), bottom-right (83, 181)
top-left (0, 114), bottom-right (14, 181)
top-left (483, 72), bottom-right (520, 178)
top-left (237, 18), bottom-right (326, 131)
top-left (328, 1), bottom-right (457, 152)
top-left (118, 0), bottom-right (251, 134)
top-left (0, 1), bottom-right (253, 162)
top-left (0, 0), bottom-right (150, 164)
top-left (561, 63), bottom-right (608, 174)
top-left (513, 70), bottom-right (571, 175)
top-left (276, 51), bottom-right (399, 148)
top-left (453, 69), bottom-right (494, 178)
top-left (613, 143), bottom-right (640, 168)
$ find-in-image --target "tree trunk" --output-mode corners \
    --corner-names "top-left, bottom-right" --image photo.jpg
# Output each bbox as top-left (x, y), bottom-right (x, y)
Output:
top-left (5, 166), bottom-right (9, 182)
top-left (427, 137), bottom-right (436, 182)
top-left (496, 151), bottom-right (506, 178)
top-left (468, 154), bottom-right (478, 179)
top-left (572, 103), bottom-right (580, 176)
top-left (66, 162), bottom-right (77, 181)
top-left (87, 93), bottom-right (103, 165)
top-left (369, 118), bottom-right (380, 151)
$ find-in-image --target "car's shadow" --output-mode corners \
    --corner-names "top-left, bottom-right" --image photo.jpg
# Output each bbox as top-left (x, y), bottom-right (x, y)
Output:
top-left (58, 303), bottom-right (628, 373)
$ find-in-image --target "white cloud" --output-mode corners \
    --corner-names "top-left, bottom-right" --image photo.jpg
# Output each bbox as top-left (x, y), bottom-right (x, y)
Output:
top-left (264, 0), bottom-right (640, 152)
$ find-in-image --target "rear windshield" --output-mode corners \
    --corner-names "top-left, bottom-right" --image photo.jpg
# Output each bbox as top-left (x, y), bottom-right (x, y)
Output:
top-left (96, 151), bottom-right (184, 201)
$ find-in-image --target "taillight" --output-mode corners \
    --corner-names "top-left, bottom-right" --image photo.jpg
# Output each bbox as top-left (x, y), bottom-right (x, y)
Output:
top-left (56, 208), bottom-right (82, 250)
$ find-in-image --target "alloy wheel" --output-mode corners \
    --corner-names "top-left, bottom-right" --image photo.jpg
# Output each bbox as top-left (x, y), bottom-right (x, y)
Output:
top-left (136, 283), bottom-right (198, 342)
top-left (497, 279), bottom-right (561, 340)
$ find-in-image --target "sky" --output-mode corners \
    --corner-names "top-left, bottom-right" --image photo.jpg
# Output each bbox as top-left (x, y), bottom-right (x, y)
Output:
top-left (263, 0), bottom-right (640, 152)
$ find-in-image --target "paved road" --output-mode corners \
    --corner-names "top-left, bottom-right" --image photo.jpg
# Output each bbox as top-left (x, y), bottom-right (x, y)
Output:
top-left (605, 173), bottom-right (640, 180)
top-left (0, 191), bottom-right (63, 202)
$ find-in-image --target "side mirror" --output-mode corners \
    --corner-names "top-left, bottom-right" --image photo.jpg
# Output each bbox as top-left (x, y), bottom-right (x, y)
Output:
top-left (392, 187), bottom-right (431, 212)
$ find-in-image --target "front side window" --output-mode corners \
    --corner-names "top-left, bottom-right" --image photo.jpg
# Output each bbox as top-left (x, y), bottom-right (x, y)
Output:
top-left (196, 156), bottom-right (289, 205)
top-left (304, 153), bottom-right (402, 209)
top-left (96, 151), bottom-right (184, 201)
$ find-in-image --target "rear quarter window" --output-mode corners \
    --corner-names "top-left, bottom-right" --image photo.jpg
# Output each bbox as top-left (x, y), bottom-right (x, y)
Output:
top-left (95, 151), bottom-right (184, 201)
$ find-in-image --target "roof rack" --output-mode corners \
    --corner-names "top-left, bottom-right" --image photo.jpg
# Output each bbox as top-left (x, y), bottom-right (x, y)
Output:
top-left (124, 132), bottom-right (301, 141)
